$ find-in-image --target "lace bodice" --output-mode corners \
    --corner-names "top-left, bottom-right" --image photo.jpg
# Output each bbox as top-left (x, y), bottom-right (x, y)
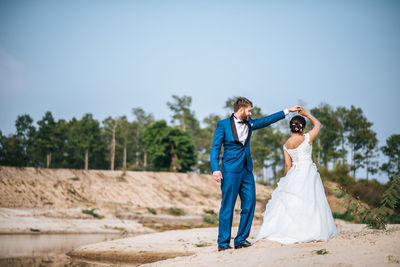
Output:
top-left (283, 133), bottom-right (313, 165)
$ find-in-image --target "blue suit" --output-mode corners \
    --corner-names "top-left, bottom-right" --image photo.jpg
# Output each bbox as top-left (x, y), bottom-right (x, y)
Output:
top-left (210, 111), bottom-right (285, 247)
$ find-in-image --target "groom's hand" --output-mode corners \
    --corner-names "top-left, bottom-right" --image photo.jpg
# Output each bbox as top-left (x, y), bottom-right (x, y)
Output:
top-left (213, 171), bottom-right (223, 183)
top-left (288, 106), bottom-right (302, 113)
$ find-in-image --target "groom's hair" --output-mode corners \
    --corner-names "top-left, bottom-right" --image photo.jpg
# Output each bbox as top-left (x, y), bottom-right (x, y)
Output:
top-left (233, 97), bottom-right (253, 112)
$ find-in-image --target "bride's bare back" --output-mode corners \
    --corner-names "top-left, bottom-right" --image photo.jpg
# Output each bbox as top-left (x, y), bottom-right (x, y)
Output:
top-left (283, 109), bottom-right (321, 173)
top-left (285, 134), bottom-right (309, 149)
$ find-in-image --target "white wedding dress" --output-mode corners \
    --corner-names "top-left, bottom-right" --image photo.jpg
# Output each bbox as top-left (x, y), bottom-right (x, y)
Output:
top-left (255, 133), bottom-right (338, 245)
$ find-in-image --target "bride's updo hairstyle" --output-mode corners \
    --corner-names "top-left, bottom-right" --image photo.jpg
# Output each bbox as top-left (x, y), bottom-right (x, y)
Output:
top-left (290, 115), bottom-right (306, 133)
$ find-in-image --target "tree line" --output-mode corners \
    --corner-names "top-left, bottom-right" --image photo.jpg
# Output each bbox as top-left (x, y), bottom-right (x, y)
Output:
top-left (0, 95), bottom-right (398, 184)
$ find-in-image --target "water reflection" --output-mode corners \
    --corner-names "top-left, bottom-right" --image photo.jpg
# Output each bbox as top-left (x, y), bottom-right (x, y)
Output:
top-left (0, 233), bottom-right (119, 258)
top-left (0, 233), bottom-right (122, 266)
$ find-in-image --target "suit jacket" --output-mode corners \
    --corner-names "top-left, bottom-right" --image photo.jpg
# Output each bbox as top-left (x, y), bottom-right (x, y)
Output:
top-left (210, 111), bottom-right (285, 173)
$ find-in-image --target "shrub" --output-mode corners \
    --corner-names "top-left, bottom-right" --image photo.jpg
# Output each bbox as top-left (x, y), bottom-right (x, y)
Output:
top-left (147, 207), bottom-right (157, 215)
top-left (332, 211), bottom-right (354, 222)
top-left (169, 207), bottom-right (185, 216)
top-left (82, 208), bottom-right (101, 218)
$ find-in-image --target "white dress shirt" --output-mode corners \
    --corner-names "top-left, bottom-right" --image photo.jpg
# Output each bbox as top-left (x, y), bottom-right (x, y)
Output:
top-left (233, 109), bottom-right (290, 145)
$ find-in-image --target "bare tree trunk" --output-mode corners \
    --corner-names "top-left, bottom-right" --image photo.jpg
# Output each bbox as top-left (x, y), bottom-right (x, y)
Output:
top-left (366, 155), bottom-right (369, 182)
top-left (136, 128), bottom-right (140, 166)
top-left (46, 152), bottom-right (51, 168)
top-left (85, 149), bottom-right (89, 170)
top-left (144, 151), bottom-right (147, 168)
top-left (352, 146), bottom-right (356, 179)
top-left (341, 134), bottom-right (346, 165)
top-left (123, 137), bottom-right (127, 170)
top-left (111, 125), bottom-right (116, 171)
top-left (317, 139), bottom-right (321, 164)
top-left (170, 145), bottom-right (180, 172)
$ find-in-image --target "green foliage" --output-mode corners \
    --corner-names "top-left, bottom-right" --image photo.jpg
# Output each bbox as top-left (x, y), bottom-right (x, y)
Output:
top-left (0, 99), bottom-right (397, 188)
top-left (312, 249), bottom-right (328, 255)
top-left (202, 209), bottom-right (218, 224)
top-left (332, 211), bottom-right (354, 221)
top-left (194, 241), bottom-right (212, 247)
top-left (334, 176), bottom-right (400, 229)
top-left (82, 208), bottom-right (100, 218)
top-left (364, 175), bottom-right (400, 229)
top-left (67, 114), bottom-right (108, 170)
top-left (310, 104), bottom-right (342, 167)
top-left (203, 209), bottom-right (216, 215)
top-left (169, 207), bottom-right (185, 216)
top-left (203, 210), bottom-right (218, 224)
top-left (131, 107), bottom-right (154, 168)
top-left (381, 134), bottom-right (400, 182)
top-left (147, 207), bottom-right (157, 215)
top-left (144, 120), bottom-right (196, 172)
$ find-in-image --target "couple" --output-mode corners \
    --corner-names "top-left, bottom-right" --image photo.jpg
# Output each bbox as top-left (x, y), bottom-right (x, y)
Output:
top-left (210, 97), bottom-right (338, 251)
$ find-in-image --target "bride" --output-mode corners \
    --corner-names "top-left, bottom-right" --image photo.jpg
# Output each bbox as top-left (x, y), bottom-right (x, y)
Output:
top-left (254, 108), bottom-right (338, 244)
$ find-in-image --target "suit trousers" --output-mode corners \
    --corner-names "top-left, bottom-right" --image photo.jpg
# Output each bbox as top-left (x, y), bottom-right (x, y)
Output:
top-left (218, 168), bottom-right (256, 247)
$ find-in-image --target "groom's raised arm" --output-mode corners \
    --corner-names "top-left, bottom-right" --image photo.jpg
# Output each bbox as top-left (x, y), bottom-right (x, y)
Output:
top-left (251, 110), bottom-right (288, 130)
top-left (210, 121), bottom-right (225, 173)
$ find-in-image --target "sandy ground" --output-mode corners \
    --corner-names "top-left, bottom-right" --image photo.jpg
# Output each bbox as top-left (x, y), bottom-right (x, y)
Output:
top-left (67, 221), bottom-right (400, 267)
top-left (2, 166), bottom-right (393, 266)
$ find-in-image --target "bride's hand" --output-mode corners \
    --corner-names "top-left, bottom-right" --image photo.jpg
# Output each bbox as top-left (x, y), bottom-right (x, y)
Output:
top-left (288, 106), bottom-right (302, 113)
top-left (299, 108), bottom-right (309, 116)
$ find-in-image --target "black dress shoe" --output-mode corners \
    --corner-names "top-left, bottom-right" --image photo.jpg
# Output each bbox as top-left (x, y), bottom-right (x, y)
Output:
top-left (234, 240), bottom-right (252, 249)
top-left (218, 245), bottom-right (232, 251)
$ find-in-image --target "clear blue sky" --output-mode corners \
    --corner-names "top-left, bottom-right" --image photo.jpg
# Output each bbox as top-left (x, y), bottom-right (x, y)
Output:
top-left (0, 0), bottom-right (399, 181)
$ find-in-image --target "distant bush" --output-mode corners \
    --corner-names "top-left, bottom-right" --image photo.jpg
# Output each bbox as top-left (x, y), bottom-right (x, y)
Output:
top-left (147, 207), bottom-right (157, 215)
top-left (82, 208), bottom-right (101, 218)
top-left (202, 209), bottom-right (218, 224)
top-left (332, 211), bottom-right (354, 222)
top-left (203, 214), bottom-right (218, 224)
top-left (203, 209), bottom-right (215, 215)
top-left (169, 207), bottom-right (185, 216)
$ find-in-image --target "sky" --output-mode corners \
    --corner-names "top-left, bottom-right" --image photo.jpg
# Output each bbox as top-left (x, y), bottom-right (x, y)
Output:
top-left (0, 0), bottom-right (399, 182)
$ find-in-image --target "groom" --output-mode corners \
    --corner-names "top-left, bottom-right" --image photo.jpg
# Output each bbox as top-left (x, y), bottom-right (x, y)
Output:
top-left (210, 97), bottom-right (301, 251)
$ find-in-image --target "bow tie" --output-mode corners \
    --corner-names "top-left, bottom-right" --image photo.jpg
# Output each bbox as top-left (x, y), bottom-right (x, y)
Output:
top-left (238, 120), bottom-right (247, 124)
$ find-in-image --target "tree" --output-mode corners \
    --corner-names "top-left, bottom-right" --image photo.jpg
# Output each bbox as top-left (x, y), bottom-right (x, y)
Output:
top-left (143, 120), bottom-right (196, 172)
top-left (363, 129), bottom-right (379, 181)
top-left (15, 114), bottom-right (36, 166)
top-left (35, 111), bottom-right (57, 168)
top-left (335, 106), bottom-right (348, 164)
top-left (381, 134), bottom-right (400, 181)
top-left (310, 104), bottom-right (342, 168)
top-left (0, 130), bottom-right (5, 164)
top-left (132, 107), bottom-right (154, 168)
top-left (167, 95), bottom-right (198, 132)
top-left (198, 114), bottom-right (221, 173)
top-left (167, 95), bottom-right (201, 169)
top-left (344, 106), bottom-right (374, 179)
top-left (68, 114), bottom-right (105, 170)
top-left (103, 116), bottom-right (120, 171)
top-left (116, 116), bottom-right (133, 170)
top-left (51, 119), bottom-right (69, 168)
top-left (223, 96), bottom-right (239, 116)
top-left (0, 133), bottom-right (26, 166)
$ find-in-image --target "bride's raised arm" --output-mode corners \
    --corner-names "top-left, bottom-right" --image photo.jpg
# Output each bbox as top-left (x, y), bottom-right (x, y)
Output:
top-left (299, 109), bottom-right (321, 144)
